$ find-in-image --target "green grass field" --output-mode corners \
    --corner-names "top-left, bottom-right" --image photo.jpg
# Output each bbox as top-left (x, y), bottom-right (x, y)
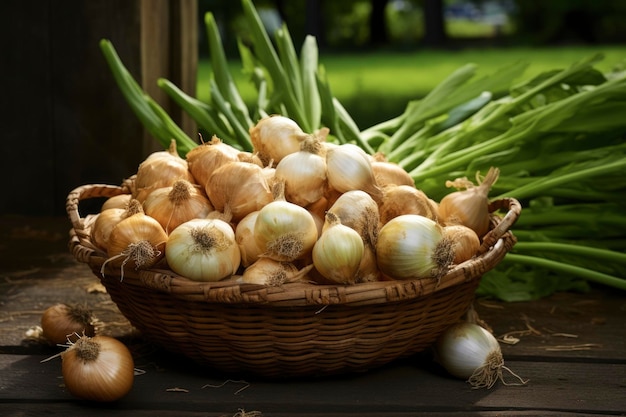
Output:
top-left (196, 45), bottom-right (626, 128)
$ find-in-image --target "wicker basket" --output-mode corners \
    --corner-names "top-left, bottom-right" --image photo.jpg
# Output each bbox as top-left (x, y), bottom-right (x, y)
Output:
top-left (66, 182), bottom-right (520, 378)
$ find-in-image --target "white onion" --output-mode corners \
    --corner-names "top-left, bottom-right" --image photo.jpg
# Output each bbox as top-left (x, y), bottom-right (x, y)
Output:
top-left (435, 322), bottom-right (528, 389)
top-left (375, 214), bottom-right (452, 281)
top-left (165, 218), bottom-right (241, 282)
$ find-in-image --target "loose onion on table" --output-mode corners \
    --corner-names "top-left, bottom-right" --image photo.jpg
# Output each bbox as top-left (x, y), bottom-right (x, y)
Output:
top-left (61, 335), bottom-right (134, 402)
top-left (435, 322), bottom-right (528, 389)
top-left (41, 303), bottom-right (96, 345)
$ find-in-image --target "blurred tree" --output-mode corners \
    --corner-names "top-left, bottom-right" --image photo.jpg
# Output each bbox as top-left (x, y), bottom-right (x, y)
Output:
top-left (369, 0), bottom-right (390, 46)
top-left (510, 0), bottom-right (626, 44)
top-left (422, 0), bottom-right (447, 46)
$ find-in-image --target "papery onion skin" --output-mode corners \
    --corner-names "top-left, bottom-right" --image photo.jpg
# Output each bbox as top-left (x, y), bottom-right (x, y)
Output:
top-left (435, 322), bottom-right (501, 378)
top-left (326, 190), bottom-right (380, 247)
top-left (250, 115), bottom-right (308, 165)
top-left (438, 167), bottom-right (500, 238)
top-left (325, 143), bottom-right (383, 202)
top-left (254, 199), bottom-right (319, 262)
top-left (134, 140), bottom-right (194, 202)
top-left (61, 335), bottom-right (134, 402)
top-left (274, 137), bottom-right (327, 207)
top-left (101, 194), bottom-right (131, 211)
top-left (235, 211), bottom-right (264, 267)
top-left (41, 303), bottom-right (96, 345)
top-left (375, 214), bottom-right (452, 280)
top-left (313, 212), bottom-right (365, 284)
top-left (91, 208), bottom-right (126, 251)
top-left (186, 135), bottom-right (241, 187)
top-left (379, 184), bottom-right (438, 225)
top-left (166, 218), bottom-right (241, 282)
top-left (205, 161), bottom-right (273, 223)
top-left (106, 213), bottom-right (168, 270)
top-left (143, 179), bottom-right (213, 233)
top-left (444, 224), bottom-right (481, 264)
top-left (371, 160), bottom-right (415, 187)
top-left (241, 257), bottom-right (308, 286)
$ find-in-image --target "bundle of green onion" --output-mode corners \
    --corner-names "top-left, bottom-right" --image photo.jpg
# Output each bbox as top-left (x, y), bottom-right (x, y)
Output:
top-left (99, 0), bottom-right (626, 301)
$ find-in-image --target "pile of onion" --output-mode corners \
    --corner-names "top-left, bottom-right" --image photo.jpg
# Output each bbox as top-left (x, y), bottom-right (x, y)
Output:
top-left (89, 114), bottom-right (499, 286)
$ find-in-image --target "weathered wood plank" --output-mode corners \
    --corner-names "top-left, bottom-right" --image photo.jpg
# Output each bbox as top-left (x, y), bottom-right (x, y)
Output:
top-left (0, 1), bottom-right (198, 217)
top-left (1, 354), bottom-right (625, 415)
top-left (476, 292), bottom-right (626, 361)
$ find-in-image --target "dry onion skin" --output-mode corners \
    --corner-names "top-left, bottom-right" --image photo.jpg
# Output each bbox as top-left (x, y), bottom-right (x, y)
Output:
top-left (313, 212), bottom-right (365, 284)
top-left (378, 184), bottom-right (438, 225)
top-left (61, 335), bottom-right (134, 402)
top-left (134, 139), bottom-right (195, 202)
top-left (100, 193), bottom-right (131, 211)
top-left (438, 166), bottom-right (500, 238)
top-left (376, 214), bottom-right (453, 282)
top-left (41, 303), bottom-right (96, 345)
top-left (370, 153), bottom-right (415, 187)
top-left (165, 218), bottom-right (241, 282)
top-left (104, 212), bottom-right (168, 274)
top-left (241, 257), bottom-right (311, 286)
top-left (325, 143), bottom-right (383, 203)
top-left (235, 210), bottom-right (264, 267)
top-left (142, 179), bottom-right (213, 233)
top-left (90, 199), bottom-right (143, 252)
top-left (185, 135), bottom-right (241, 187)
top-left (435, 322), bottom-right (528, 389)
top-left (250, 114), bottom-right (310, 165)
top-left (254, 182), bottom-right (318, 262)
top-left (325, 190), bottom-right (380, 247)
top-left (205, 161), bottom-right (274, 223)
top-left (444, 224), bottom-right (481, 264)
top-left (274, 135), bottom-right (328, 207)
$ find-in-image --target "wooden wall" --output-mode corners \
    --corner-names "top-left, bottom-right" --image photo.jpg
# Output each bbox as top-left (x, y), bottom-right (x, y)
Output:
top-left (0, 0), bottom-right (198, 216)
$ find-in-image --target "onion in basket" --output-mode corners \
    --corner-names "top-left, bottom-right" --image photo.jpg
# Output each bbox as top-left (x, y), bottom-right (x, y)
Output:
top-left (313, 212), bottom-right (365, 284)
top-left (375, 214), bottom-right (453, 281)
top-left (254, 181), bottom-right (318, 262)
top-left (104, 211), bottom-right (168, 274)
top-left (166, 218), bottom-right (241, 282)
top-left (439, 167), bottom-right (500, 237)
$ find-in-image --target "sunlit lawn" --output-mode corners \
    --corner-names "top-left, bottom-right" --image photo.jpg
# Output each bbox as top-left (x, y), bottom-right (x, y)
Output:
top-left (196, 45), bottom-right (626, 128)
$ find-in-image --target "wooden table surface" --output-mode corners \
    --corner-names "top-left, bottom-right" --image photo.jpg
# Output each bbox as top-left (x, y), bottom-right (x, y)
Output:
top-left (1, 215), bottom-right (625, 417)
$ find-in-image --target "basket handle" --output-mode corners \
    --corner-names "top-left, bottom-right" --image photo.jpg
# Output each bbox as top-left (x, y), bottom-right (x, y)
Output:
top-left (65, 183), bottom-right (128, 233)
top-left (477, 197), bottom-right (521, 255)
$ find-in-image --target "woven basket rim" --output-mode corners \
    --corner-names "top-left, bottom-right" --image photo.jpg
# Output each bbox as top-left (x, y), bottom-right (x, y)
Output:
top-left (66, 183), bottom-right (520, 307)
